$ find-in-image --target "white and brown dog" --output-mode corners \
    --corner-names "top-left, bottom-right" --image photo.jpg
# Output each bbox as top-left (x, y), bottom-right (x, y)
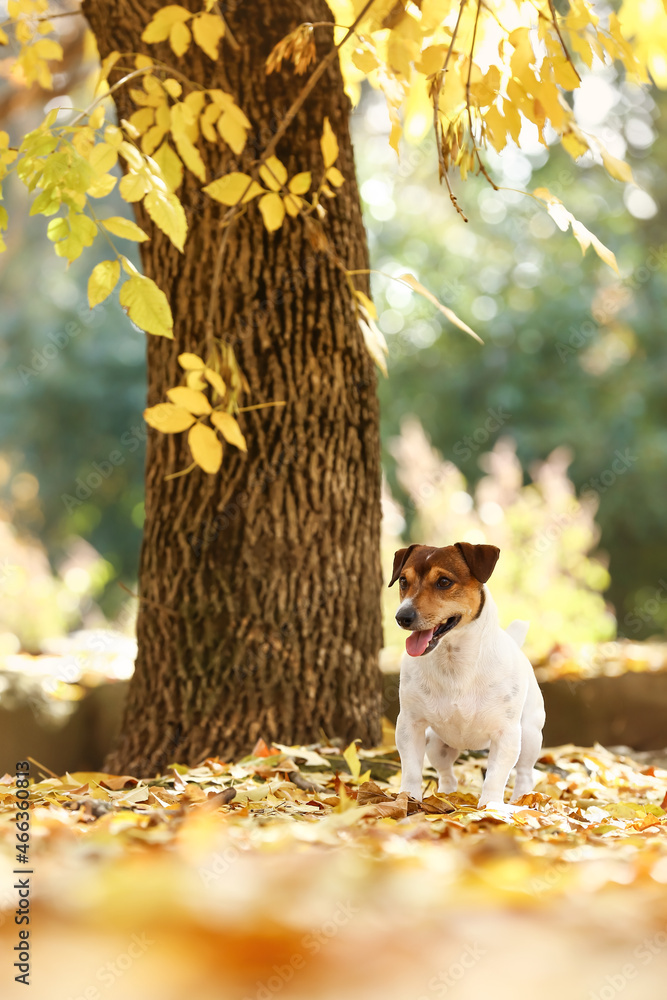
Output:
top-left (390, 542), bottom-right (545, 808)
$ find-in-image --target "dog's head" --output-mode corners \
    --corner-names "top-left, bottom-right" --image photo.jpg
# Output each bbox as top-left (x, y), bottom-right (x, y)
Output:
top-left (388, 542), bottom-right (500, 657)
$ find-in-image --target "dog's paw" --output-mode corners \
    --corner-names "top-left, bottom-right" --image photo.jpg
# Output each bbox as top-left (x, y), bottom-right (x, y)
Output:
top-left (400, 786), bottom-right (423, 802)
top-left (478, 799), bottom-right (522, 817)
top-left (437, 778), bottom-right (458, 795)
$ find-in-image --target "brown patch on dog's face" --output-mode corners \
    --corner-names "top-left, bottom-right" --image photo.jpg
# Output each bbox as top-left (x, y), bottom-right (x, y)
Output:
top-left (391, 543), bottom-right (500, 652)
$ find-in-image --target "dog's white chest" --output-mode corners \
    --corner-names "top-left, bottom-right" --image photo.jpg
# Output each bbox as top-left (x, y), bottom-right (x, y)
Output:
top-left (401, 642), bottom-right (524, 751)
top-left (422, 685), bottom-right (498, 750)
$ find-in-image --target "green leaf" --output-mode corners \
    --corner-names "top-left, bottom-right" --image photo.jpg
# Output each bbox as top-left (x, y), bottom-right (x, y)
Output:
top-left (88, 259), bottom-right (121, 308)
top-left (119, 275), bottom-right (173, 338)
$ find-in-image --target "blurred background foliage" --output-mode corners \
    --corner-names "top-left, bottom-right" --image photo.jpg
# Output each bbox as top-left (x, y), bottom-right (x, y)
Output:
top-left (0, 19), bottom-right (665, 657)
top-left (353, 78), bottom-right (667, 645)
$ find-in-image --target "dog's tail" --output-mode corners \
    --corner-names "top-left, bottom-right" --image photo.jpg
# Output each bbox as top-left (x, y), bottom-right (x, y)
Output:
top-left (506, 619), bottom-right (530, 649)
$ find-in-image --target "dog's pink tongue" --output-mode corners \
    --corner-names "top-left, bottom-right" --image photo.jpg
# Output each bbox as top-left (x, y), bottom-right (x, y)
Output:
top-left (406, 628), bottom-right (434, 657)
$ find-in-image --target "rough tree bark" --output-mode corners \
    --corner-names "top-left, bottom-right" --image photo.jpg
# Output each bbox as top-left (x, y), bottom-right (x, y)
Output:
top-left (82, 0), bottom-right (383, 773)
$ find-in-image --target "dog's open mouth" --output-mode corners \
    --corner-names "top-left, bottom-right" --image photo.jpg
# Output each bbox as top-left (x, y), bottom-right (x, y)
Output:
top-left (405, 616), bottom-right (462, 657)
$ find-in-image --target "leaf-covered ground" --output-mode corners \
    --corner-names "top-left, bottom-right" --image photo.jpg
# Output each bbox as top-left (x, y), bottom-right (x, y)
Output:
top-left (2, 736), bottom-right (667, 1000)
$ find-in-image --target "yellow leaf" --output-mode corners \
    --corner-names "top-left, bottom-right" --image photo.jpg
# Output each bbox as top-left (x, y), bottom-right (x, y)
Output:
top-left (200, 102), bottom-right (221, 142)
top-left (88, 259), bottom-right (121, 308)
top-left (104, 125), bottom-right (123, 149)
top-left (533, 188), bottom-right (619, 274)
top-left (192, 12), bottom-right (225, 60)
top-left (484, 106), bottom-right (508, 153)
top-left (203, 172), bottom-right (263, 205)
top-left (258, 192), bottom-right (285, 232)
top-left (355, 290), bottom-right (377, 319)
top-left (166, 386), bottom-right (211, 415)
top-left (144, 188), bottom-right (187, 252)
top-left (284, 194), bottom-right (302, 217)
top-left (562, 131), bottom-right (589, 160)
top-left (89, 142), bottom-right (118, 175)
top-left (119, 275), bottom-right (173, 338)
top-left (343, 740), bottom-right (361, 780)
top-left (152, 142), bottom-right (183, 192)
top-left (87, 172), bottom-right (118, 199)
top-left (186, 371), bottom-right (207, 390)
top-left (210, 411), bottom-right (246, 451)
top-left (89, 105), bottom-right (105, 130)
top-left (601, 149), bottom-right (634, 183)
top-left (320, 117), bottom-right (339, 168)
top-left (325, 166), bottom-right (345, 187)
top-left (69, 213), bottom-right (97, 248)
top-left (120, 255), bottom-right (138, 275)
top-left (217, 111), bottom-right (247, 155)
top-left (170, 20), bottom-right (191, 57)
top-left (172, 131), bottom-right (206, 182)
top-left (163, 78), bottom-right (182, 99)
top-left (128, 107), bottom-right (155, 135)
top-left (398, 273), bottom-right (484, 344)
top-left (358, 316), bottom-right (388, 377)
top-left (33, 38), bottom-right (63, 61)
top-left (101, 216), bottom-right (149, 242)
top-left (142, 5), bottom-right (192, 44)
top-left (144, 403), bottom-right (195, 433)
top-left (178, 352), bottom-right (205, 370)
top-left (204, 368), bottom-right (226, 396)
top-left (119, 171), bottom-right (150, 203)
top-left (189, 422), bottom-right (223, 473)
top-left (258, 156), bottom-right (287, 192)
top-left (288, 171), bottom-right (311, 194)
top-left (551, 55), bottom-right (580, 90)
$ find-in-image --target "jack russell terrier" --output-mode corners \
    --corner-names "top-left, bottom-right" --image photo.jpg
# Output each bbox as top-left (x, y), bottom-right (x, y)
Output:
top-left (390, 542), bottom-right (545, 808)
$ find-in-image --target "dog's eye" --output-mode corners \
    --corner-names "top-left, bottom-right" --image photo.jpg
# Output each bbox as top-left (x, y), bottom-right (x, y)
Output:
top-left (436, 577), bottom-right (453, 589)
top-left (399, 576), bottom-right (407, 588)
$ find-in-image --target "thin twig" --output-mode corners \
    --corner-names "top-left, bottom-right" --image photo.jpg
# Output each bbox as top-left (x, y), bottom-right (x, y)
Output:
top-left (237, 400), bottom-right (286, 413)
top-left (26, 756), bottom-right (59, 779)
top-left (443, 166), bottom-right (469, 221)
top-left (465, 0), bottom-right (498, 190)
top-left (433, 0), bottom-right (467, 181)
top-left (68, 67), bottom-right (153, 128)
top-left (547, 0), bottom-right (581, 82)
top-left (205, 221), bottom-right (235, 352)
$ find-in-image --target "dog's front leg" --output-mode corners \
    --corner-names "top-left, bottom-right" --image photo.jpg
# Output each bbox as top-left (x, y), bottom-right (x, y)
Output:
top-left (396, 712), bottom-right (426, 801)
top-left (478, 729), bottom-right (521, 808)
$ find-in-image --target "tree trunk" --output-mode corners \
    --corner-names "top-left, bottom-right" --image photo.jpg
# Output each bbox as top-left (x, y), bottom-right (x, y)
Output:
top-left (82, 0), bottom-right (383, 773)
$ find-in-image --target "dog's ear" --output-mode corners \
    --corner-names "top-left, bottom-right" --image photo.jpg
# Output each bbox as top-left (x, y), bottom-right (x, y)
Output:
top-left (455, 542), bottom-right (500, 583)
top-left (388, 544), bottom-right (419, 587)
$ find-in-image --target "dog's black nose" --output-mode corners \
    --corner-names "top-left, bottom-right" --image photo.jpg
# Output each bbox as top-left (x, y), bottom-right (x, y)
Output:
top-left (396, 607), bottom-right (416, 628)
